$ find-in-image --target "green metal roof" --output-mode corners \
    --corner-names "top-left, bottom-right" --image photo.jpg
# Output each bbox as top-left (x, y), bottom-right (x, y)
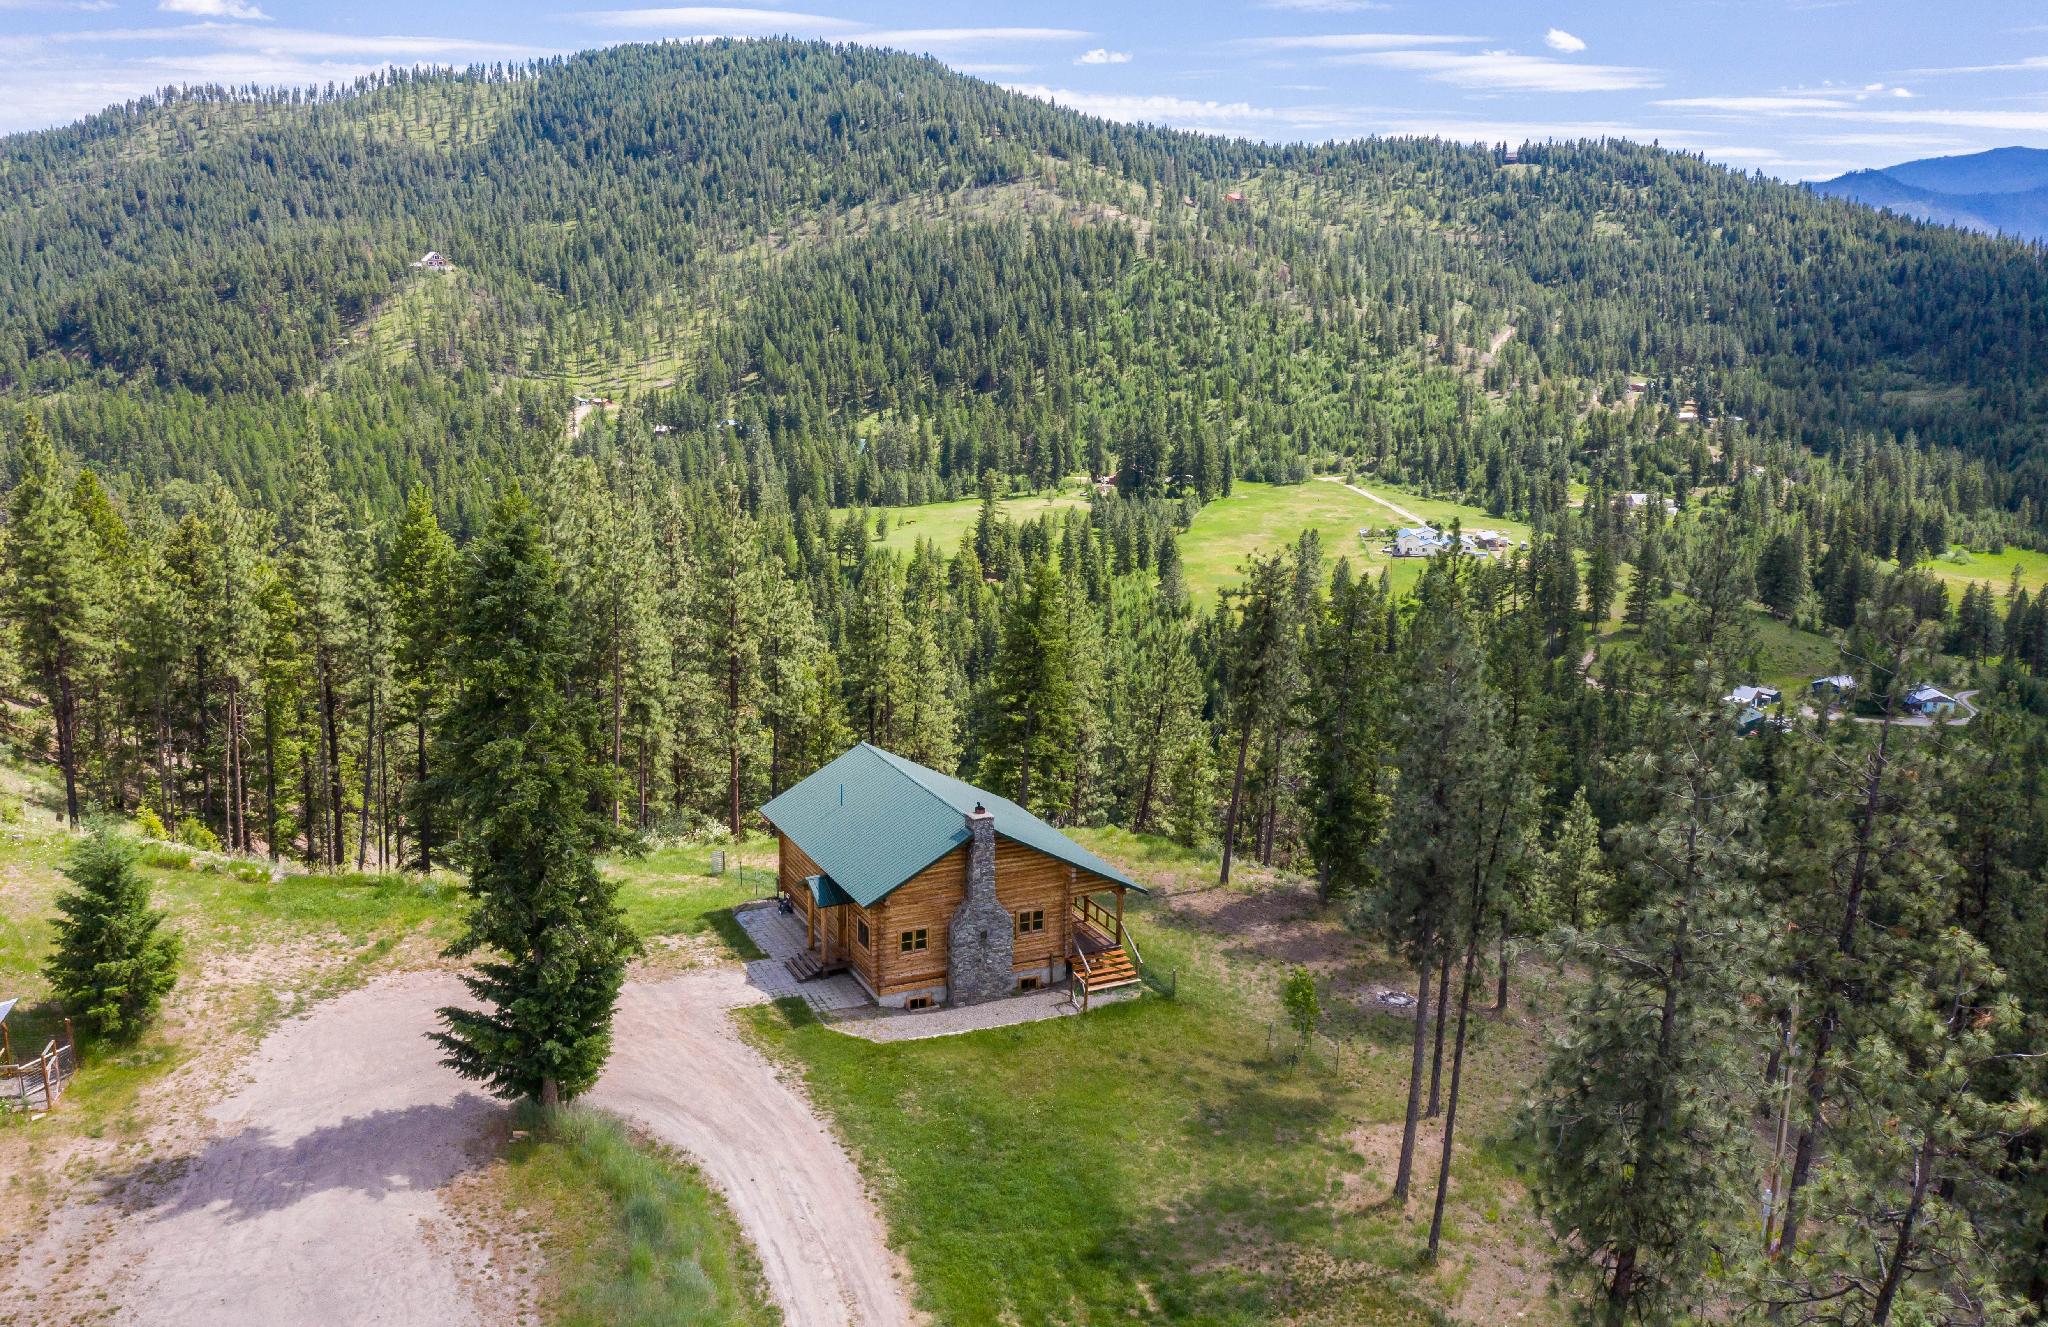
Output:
top-left (759, 742), bottom-right (1140, 908)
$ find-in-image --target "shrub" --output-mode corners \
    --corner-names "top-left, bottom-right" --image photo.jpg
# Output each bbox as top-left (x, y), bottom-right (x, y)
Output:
top-left (175, 817), bottom-right (221, 852)
top-left (1281, 966), bottom-right (1321, 1051)
top-left (134, 805), bottom-right (166, 839)
top-left (0, 794), bottom-right (24, 825)
top-left (43, 825), bottom-right (181, 1041)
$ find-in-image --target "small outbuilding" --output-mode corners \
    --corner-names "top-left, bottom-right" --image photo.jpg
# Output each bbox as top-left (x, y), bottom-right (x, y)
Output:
top-left (761, 744), bottom-right (1145, 1010)
top-left (1811, 674), bottom-right (1856, 702)
top-left (1903, 685), bottom-right (1957, 718)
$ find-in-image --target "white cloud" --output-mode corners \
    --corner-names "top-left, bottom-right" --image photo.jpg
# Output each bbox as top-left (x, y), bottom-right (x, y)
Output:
top-left (950, 61), bottom-right (1033, 76)
top-left (1075, 48), bottom-right (1130, 65)
top-left (1659, 95), bottom-right (1857, 112)
top-left (1237, 32), bottom-right (1479, 51)
top-left (1544, 28), bottom-right (1585, 53)
top-left (160, 0), bottom-right (269, 18)
top-left (864, 28), bottom-right (1089, 47)
top-left (583, 7), bottom-right (862, 35)
top-left (1341, 48), bottom-right (1660, 93)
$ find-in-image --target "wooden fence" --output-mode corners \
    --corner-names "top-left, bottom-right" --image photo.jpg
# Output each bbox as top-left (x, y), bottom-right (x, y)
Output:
top-left (1, 1021), bottom-right (77, 1113)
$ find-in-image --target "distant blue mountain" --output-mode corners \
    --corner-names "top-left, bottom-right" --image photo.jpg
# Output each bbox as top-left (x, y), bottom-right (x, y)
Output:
top-left (1810, 146), bottom-right (2048, 243)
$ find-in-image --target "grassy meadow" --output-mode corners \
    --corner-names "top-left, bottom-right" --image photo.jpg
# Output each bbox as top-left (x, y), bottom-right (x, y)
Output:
top-left (750, 827), bottom-right (1563, 1327)
top-left (867, 485), bottom-right (1091, 557)
top-left (1176, 479), bottom-right (1533, 603)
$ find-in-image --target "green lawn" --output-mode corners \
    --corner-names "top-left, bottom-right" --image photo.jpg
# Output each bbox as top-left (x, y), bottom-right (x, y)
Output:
top-left (750, 831), bottom-right (1559, 1326)
top-left (1177, 478), bottom-right (1533, 602)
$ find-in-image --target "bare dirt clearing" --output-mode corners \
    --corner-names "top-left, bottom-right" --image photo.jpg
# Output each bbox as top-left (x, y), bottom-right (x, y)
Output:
top-left (592, 967), bottom-right (919, 1327)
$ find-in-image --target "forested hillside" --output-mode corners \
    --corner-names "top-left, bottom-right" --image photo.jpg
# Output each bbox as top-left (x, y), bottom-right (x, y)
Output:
top-left (6, 38), bottom-right (2048, 1325)
top-left (5, 40), bottom-right (2048, 524)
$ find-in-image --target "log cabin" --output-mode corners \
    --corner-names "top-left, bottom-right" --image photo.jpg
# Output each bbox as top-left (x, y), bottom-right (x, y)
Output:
top-left (759, 743), bottom-right (1146, 1009)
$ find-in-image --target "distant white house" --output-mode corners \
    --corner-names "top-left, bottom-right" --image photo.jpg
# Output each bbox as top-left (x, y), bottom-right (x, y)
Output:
top-left (1724, 684), bottom-right (1782, 708)
top-left (411, 250), bottom-right (455, 271)
top-left (1388, 526), bottom-right (1450, 558)
top-left (1624, 491), bottom-right (1680, 515)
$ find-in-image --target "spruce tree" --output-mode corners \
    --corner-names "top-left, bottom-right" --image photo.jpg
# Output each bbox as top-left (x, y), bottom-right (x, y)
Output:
top-left (387, 486), bottom-right (455, 868)
top-left (431, 488), bottom-right (637, 1106)
top-left (1302, 561), bottom-right (1392, 902)
top-left (44, 824), bottom-right (181, 1041)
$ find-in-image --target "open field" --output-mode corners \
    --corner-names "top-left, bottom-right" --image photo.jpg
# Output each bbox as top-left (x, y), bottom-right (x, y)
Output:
top-left (869, 486), bottom-right (1091, 556)
top-left (1913, 546), bottom-right (2048, 604)
top-left (751, 827), bottom-right (1564, 1327)
top-left (1177, 478), bottom-right (1534, 601)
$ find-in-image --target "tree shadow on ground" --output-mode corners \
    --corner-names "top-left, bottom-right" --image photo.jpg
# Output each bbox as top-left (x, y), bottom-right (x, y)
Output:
top-left (98, 1095), bottom-right (498, 1223)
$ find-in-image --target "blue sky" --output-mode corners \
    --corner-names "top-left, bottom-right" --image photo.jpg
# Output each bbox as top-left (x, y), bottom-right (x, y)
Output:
top-left (4, 1), bottom-right (2048, 179)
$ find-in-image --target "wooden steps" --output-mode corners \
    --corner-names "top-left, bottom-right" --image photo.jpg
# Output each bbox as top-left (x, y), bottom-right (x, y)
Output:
top-left (1075, 948), bottom-right (1140, 993)
top-left (785, 952), bottom-right (849, 983)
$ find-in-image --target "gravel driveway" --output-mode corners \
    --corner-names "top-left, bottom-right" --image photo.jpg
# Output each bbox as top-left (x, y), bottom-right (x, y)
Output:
top-left (594, 967), bottom-right (918, 1327)
top-left (104, 971), bottom-right (505, 1327)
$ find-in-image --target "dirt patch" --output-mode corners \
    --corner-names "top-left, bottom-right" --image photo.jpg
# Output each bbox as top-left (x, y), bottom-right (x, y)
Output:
top-left (1340, 1120), bottom-right (1558, 1325)
top-left (1165, 878), bottom-right (1374, 973)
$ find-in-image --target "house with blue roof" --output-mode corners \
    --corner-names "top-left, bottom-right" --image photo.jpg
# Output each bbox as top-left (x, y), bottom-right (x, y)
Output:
top-left (759, 743), bottom-right (1146, 1010)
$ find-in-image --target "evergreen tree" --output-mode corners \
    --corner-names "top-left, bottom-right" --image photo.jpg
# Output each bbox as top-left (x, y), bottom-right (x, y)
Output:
top-left (1533, 693), bottom-right (1767, 1324)
top-left (4, 412), bottom-right (106, 827)
top-left (43, 824), bottom-right (180, 1041)
top-left (386, 486), bottom-right (455, 868)
top-left (1302, 561), bottom-right (1392, 902)
top-left (431, 488), bottom-right (637, 1106)
top-left (981, 560), bottom-right (1078, 818)
top-left (1217, 553), bottom-right (1294, 884)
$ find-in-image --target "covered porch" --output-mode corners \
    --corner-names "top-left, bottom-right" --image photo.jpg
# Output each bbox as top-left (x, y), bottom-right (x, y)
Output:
top-left (1068, 887), bottom-right (1143, 1008)
top-left (786, 873), bottom-right (857, 982)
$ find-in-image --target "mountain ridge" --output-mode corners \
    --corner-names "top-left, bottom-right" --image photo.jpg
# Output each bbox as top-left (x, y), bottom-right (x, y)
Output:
top-left (4, 40), bottom-right (2048, 526)
top-left (1810, 145), bottom-right (2048, 242)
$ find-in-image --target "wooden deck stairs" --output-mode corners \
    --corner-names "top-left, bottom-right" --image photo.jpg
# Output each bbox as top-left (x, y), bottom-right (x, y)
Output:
top-left (785, 951), bottom-right (850, 983)
top-left (1074, 946), bottom-right (1140, 994)
top-left (1070, 896), bottom-right (1144, 1008)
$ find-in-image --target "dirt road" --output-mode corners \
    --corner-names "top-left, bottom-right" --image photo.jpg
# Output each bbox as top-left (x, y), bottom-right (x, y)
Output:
top-left (594, 968), bottom-right (918, 1327)
top-left (1316, 475), bottom-right (1427, 526)
top-left (102, 972), bottom-right (507, 1327)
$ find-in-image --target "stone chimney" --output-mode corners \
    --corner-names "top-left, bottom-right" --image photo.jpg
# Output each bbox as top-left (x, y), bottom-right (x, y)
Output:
top-left (947, 802), bottom-right (1013, 1005)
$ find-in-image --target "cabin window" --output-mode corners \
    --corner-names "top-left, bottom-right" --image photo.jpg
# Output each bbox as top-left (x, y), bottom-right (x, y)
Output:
top-left (900, 928), bottom-right (928, 953)
top-left (1018, 976), bottom-right (1042, 992)
top-left (856, 919), bottom-right (870, 948)
top-left (906, 996), bottom-right (933, 1011)
top-left (1016, 909), bottom-right (1045, 935)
